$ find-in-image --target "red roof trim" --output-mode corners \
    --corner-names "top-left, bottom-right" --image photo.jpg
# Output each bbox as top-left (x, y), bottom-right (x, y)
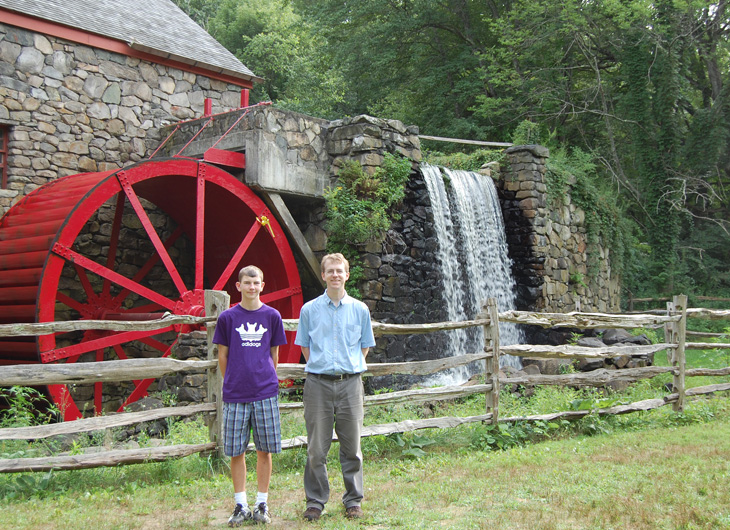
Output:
top-left (1, 9), bottom-right (253, 89)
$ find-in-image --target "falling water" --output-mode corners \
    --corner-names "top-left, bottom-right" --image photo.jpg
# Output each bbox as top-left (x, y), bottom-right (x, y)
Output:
top-left (421, 163), bottom-right (523, 383)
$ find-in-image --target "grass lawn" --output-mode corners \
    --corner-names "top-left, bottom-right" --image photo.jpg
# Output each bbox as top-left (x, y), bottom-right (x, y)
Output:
top-left (2, 393), bottom-right (729, 530)
top-left (2, 337), bottom-right (729, 529)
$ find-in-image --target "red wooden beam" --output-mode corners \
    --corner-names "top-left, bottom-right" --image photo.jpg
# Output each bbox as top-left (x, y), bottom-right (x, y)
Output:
top-left (203, 148), bottom-right (246, 169)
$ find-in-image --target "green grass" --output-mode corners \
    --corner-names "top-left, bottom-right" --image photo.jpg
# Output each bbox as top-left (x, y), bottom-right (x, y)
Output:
top-left (2, 387), bottom-right (730, 529)
top-left (2, 331), bottom-right (729, 529)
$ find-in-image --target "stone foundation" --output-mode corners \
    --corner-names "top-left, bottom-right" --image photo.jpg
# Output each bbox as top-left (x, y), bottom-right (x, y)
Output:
top-left (499, 145), bottom-right (620, 314)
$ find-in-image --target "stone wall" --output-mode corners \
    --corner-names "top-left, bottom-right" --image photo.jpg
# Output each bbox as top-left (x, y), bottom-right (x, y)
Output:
top-left (158, 106), bottom-right (331, 198)
top-left (0, 22), bottom-right (247, 215)
top-left (499, 145), bottom-right (621, 314)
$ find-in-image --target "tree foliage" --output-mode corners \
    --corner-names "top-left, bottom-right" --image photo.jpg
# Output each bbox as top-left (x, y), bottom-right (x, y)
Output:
top-left (175, 0), bottom-right (730, 298)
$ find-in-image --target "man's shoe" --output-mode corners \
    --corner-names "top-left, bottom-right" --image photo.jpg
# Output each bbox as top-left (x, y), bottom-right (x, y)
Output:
top-left (345, 505), bottom-right (363, 519)
top-left (253, 502), bottom-right (271, 524)
top-left (302, 507), bottom-right (322, 521)
top-left (228, 503), bottom-right (252, 527)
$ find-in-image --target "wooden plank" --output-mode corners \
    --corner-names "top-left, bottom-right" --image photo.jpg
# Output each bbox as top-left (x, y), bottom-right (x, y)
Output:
top-left (0, 443), bottom-right (217, 473)
top-left (205, 289), bottom-right (229, 458)
top-left (372, 318), bottom-right (491, 336)
top-left (0, 314), bottom-right (214, 338)
top-left (276, 352), bottom-right (490, 380)
top-left (686, 341), bottom-right (730, 350)
top-left (500, 343), bottom-right (675, 359)
top-left (686, 308), bottom-right (730, 320)
top-left (502, 366), bottom-right (674, 387)
top-left (686, 330), bottom-right (729, 338)
top-left (278, 384), bottom-right (493, 411)
top-left (0, 403), bottom-right (215, 441)
top-left (685, 382), bottom-right (730, 396)
top-left (672, 295), bottom-right (688, 412)
top-left (261, 191), bottom-right (325, 288)
top-left (0, 353), bottom-right (489, 387)
top-left (686, 367), bottom-right (730, 377)
top-left (484, 299), bottom-right (500, 422)
top-left (418, 135), bottom-right (513, 148)
top-left (498, 310), bottom-right (680, 329)
top-left (0, 358), bottom-right (216, 386)
top-left (365, 384), bottom-right (492, 406)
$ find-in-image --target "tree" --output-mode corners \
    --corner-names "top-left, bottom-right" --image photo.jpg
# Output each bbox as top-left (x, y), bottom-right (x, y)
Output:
top-left (208, 0), bottom-right (345, 117)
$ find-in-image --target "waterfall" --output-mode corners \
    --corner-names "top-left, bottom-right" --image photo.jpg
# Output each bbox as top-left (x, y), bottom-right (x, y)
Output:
top-left (421, 163), bottom-right (523, 383)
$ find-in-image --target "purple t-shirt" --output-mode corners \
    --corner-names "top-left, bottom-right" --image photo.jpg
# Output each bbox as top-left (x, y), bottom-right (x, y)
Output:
top-left (213, 303), bottom-right (287, 403)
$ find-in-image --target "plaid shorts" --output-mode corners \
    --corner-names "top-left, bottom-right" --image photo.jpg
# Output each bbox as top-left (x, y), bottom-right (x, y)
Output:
top-left (222, 396), bottom-right (282, 457)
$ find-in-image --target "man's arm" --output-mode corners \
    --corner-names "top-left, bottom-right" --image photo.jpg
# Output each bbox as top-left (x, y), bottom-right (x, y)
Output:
top-left (270, 345), bottom-right (279, 371)
top-left (361, 347), bottom-right (369, 359)
top-left (301, 346), bottom-right (310, 362)
top-left (217, 344), bottom-right (229, 382)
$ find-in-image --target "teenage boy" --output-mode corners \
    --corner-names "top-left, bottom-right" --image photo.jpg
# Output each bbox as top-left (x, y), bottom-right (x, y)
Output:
top-left (295, 253), bottom-right (376, 521)
top-left (213, 265), bottom-right (287, 526)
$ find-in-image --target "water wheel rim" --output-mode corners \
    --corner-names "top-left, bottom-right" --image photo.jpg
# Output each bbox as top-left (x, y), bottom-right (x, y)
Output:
top-left (30, 158), bottom-right (301, 420)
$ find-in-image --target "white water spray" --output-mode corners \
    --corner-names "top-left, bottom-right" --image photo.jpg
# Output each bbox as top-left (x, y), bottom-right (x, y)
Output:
top-left (421, 163), bottom-right (523, 383)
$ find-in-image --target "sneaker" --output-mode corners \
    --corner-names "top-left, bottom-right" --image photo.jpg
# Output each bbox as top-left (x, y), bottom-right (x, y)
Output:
top-left (345, 505), bottom-right (363, 519)
top-left (228, 503), bottom-right (252, 527)
top-left (253, 502), bottom-right (271, 524)
top-left (302, 506), bottom-right (322, 521)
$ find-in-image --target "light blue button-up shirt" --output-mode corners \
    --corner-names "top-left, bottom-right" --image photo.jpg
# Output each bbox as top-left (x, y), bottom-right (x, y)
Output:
top-left (295, 291), bottom-right (376, 375)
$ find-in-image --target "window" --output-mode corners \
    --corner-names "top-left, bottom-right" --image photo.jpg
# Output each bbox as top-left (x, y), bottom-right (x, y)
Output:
top-left (0, 126), bottom-right (7, 189)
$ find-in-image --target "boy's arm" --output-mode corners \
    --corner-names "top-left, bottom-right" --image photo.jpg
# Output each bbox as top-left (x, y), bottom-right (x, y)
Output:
top-left (270, 345), bottom-right (279, 371)
top-left (217, 344), bottom-right (229, 381)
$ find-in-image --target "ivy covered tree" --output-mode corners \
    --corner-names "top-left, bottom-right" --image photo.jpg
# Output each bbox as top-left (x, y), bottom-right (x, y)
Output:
top-left (207, 0), bottom-right (346, 117)
top-left (174, 0), bottom-right (730, 298)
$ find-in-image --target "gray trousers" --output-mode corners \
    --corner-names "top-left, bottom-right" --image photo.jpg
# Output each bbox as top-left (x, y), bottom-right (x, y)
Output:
top-left (303, 374), bottom-right (364, 510)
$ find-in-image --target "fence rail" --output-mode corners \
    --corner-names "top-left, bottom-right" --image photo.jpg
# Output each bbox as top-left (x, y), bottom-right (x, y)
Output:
top-left (1, 293), bottom-right (729, 473)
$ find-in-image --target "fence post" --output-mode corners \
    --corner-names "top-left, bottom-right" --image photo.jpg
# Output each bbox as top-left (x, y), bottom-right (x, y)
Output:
top-left (672, 294), bottom-right (688, 412)
top-left (483, 298), bottom-right (500, 424)
top-left (205, 289), bottom-right (230, 458)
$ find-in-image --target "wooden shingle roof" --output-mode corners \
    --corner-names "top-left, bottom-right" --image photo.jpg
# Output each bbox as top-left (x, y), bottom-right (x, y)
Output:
top-left (0, 0), bottom-right (260, 83)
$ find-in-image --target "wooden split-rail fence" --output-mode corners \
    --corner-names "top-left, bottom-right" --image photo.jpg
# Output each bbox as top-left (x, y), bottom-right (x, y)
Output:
top-left (1, 292), bottom-right (729, 474)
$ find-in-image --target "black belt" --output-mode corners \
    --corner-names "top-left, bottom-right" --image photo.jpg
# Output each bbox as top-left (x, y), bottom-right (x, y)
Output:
top-left (310, 372), bottom-right (361, 381)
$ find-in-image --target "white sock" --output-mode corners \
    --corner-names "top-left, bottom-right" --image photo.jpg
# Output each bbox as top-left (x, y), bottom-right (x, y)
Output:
top-left (234, 491), bottom-right (248, 508)
top-left (256, 492), bottom-right (268, 506)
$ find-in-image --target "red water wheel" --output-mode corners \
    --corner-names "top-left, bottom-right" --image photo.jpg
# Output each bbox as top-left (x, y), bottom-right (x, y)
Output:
top-left (0, 158), bottom-right (302, 420)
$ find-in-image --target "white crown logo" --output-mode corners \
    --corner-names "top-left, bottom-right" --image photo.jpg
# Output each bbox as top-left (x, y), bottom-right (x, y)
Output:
top-left (236, 322), bottom-right (268, 342)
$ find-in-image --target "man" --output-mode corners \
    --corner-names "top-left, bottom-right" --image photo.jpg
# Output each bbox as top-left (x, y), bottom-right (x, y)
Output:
top-left (213, 265), bottom-right (287, 526)
top-left (295, 253), bottom-right (376, 521)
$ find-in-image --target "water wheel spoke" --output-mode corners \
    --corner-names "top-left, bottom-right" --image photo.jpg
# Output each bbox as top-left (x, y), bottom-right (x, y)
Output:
top-left (119, 380), bottom-right (155, 412)
top-left (48, 384), bottom-right (81, 420)
top-left (112, 345), bottom-right (142, 385)
top-left (261, 287), bottom-right (299, 304)
top-left (103, 192), bottom-right (126, 297)
top-left (213, 220), bottom-right (261, 290)
top-left (40, 326), bottom-right (175, 363)
top-left (121, 303), bottom-right (166, 314)
top-left (111, 226), bottom-right (184, 308)
top-left (118, 173), bottom-right (188, 296)
top-left (52, 242), bottom-right (177, 311)
top-left (139, 335), bottom-right (174, 357)
top-left (112, 343), bottom-right (129, 360)
top-left (56, 291), bottom-right (91, 317)
top-left (195, 166), bottom-right (205, 290)
top-left (73, 264), bottom-right (99, 304)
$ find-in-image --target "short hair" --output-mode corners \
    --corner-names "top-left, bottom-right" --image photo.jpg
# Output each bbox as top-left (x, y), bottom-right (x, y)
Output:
top-left (320, 253), bottom-right (349, 274)
top-left (238, 265), bottom-right (264, 282)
